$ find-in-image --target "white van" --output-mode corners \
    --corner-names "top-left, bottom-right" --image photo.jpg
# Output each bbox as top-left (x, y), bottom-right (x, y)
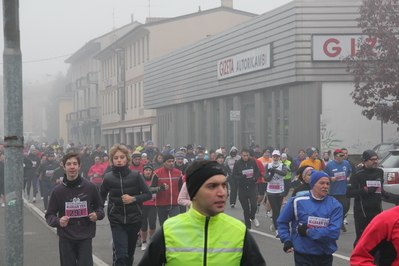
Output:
top-left (23, 132), bottom-right (40, 142)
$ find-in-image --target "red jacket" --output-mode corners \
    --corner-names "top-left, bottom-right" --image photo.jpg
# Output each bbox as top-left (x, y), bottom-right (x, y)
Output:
top-left (253, 157), bottom-right (265, 184)
top-left (153, 167), bottom-right (182, 206)
top-left (129, 162), bottom-right (144, 174)
top-left (143, 175), bottom-right (156, 206)
top-left (350, 206), bottom-right (399, 265)
top-left (88, 164), bottom-right (105, 183)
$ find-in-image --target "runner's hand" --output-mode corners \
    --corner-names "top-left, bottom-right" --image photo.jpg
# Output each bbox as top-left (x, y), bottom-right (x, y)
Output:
top-left (88, 212), bottom-right (98, 222)
top-left (59, 216), bottom-right (70, 227)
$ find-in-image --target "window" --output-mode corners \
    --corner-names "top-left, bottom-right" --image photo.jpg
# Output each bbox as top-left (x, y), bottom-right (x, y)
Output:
top-left (138, 40), bottom-right (140, 65)
top-left (134, 43), bottom-right (136, 66)
top-left (138, 82), bottom-right (141, 107)
top-left (146, 35), bottom-right (150, 61)
top-left (142, 38), bottom-right (145, 63)
top-left (130, 45), bottom-right (132, 68)
top-left (134, 84), bottom-right (137, 108)
top-left (130, 86), bottom-right (133, 109)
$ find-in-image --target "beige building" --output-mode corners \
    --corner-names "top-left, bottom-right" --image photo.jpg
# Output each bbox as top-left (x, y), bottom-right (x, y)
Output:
top-left (94, 2), bottom-right (257, 148)
top-left (63, 21), bottom-right (141, 146)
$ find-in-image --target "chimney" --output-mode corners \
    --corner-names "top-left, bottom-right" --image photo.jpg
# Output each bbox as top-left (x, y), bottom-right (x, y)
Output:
top-left (221, 0), bottom-right (233, 8)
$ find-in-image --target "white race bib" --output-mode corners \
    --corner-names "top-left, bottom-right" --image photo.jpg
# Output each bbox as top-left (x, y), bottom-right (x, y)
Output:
top-left (65, 201), bottom-right (88, 218)
top-left (242, 169), bottom-right (254, 178)
top-left (308, 216), bottom-right (330, 229)
top-left (366, 180), bottom-right (381, 193)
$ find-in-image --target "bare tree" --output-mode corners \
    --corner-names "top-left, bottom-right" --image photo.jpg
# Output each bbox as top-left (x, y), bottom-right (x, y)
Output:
top-left (346, 0), bottom-right (399, 126)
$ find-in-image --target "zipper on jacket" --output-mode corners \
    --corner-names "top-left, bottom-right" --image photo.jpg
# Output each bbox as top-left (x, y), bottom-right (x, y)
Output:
top-left (203, 216), bottom-right (210, 266)
top-left (119, 172), bottom-right (127, 224)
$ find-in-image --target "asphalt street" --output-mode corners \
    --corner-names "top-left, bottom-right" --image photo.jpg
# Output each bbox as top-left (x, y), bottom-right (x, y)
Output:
top-left (2, 191), bottom-right (396, 266)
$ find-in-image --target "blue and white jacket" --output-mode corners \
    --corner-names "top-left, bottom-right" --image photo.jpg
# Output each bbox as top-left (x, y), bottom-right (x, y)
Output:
top-left (277, 192), bottom-right (343, 255)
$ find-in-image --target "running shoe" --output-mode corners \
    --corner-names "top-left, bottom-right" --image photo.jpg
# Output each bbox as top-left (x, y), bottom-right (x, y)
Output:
top-left (341, 223), bottom-right (347, 232)
top-left (251, 218), bottom-right (260, 228)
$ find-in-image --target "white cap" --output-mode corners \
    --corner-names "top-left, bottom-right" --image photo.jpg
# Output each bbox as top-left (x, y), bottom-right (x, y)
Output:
top-left (272, 150), bottom-right (281, 156)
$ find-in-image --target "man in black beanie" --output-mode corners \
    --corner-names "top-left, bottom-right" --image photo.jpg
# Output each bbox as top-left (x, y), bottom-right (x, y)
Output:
top-left (138, 159), bottom-right (266, 266)
top-left (347, 149), bottom-right (392, 247)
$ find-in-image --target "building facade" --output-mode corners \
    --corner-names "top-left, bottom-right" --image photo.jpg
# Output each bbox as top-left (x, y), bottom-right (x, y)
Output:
top-left (94, 4), bottom-right (257, 149)
top-left (143, 0), bottom-right (399, 154)
top-left (64, 21), bottom-right (141, 146)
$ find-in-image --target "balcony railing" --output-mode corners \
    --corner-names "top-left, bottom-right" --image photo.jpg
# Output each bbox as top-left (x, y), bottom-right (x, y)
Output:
top-left (76, 77), bottom-right (88, 90)
top-left (87, 72), bottom-right (98, 84)
top-left (66, 107), bottom-right (100, 123)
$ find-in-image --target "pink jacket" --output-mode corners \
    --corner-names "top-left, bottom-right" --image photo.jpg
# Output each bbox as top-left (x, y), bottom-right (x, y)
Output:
top-left (88, 164), bottom-right (105, 183)
top-left (178, 182), bottom-right (192, 211)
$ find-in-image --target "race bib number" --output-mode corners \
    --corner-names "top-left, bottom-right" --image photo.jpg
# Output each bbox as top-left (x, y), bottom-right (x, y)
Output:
top-left (269, 184), bottom-right (281, 190)
top-left (242, 169), bottom-right (254, 178)
top-left (65, 201), bottom-right (88, 218)
top-left (93, 174), bottom-right (99, 178)
top-left (32, 161), bottom-right (37, 167)
top-left (308, 216), bottom-right (330, 229)
top-left (45, 170), bottom-right (54, 177)
top-left (334, 172), bottom-right (346, 181)
top-left (366, 180), bottom-right (381, 193)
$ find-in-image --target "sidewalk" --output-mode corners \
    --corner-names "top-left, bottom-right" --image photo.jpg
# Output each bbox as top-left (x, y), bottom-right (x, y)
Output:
top-left (0, 201), bottom-right (59, 266)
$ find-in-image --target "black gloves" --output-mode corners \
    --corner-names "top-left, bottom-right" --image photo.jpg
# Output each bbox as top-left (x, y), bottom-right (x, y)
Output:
top-left (283, 241), bottom-right (293, 252)
top-left (268, 167), bottom-right (275, 174)
top-left (297, 223), bottom-right (308, 236)
top-left (365, 186), bottom-right (378, 194)
top-left (159, 183), bottom-right (166, 191)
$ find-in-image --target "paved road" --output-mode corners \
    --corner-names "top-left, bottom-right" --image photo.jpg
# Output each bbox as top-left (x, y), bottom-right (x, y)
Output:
top-left (3, 191), bottom-right (396, 265)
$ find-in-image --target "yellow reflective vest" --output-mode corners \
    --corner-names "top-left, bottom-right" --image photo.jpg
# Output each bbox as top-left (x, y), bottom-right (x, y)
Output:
top-left (163, 207), bottom-right (246, 266)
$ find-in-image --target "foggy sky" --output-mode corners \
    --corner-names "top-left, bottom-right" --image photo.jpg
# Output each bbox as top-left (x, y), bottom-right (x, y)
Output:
top-left (0, 0), bottom-right (291, 83)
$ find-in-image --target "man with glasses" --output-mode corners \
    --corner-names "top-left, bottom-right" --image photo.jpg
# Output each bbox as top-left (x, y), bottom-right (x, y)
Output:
top-left (346, 150), bottom-right (391, 247)
top-left (324, 149), bottom-right (352, 232)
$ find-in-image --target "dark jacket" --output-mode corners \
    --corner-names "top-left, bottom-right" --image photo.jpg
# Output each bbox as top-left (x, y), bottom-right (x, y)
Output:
top-left (100, 166), bottom-right (152, 224)
top-left (35, 159), bottom-right (59, 181)
top-left (143, 148), bottom-right (157, 163)
top-left (45, 177), bottom-right (105, 241)
top-left (346, 166), bottom-right (389, 217)
top-left (25, 153), bottom-right (40, 177)
top-left (232, 158), bottom-right (261, 189)
top-left (23, 156), bottom-right (33, 178)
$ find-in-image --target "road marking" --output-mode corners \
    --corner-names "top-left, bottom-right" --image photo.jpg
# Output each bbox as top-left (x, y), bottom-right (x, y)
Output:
top-left (250, 229), bottom-right (350, 261)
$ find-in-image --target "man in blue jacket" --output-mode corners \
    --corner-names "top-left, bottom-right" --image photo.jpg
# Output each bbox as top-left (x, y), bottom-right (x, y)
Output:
top-left (277, 171), bottom-right (342, 266)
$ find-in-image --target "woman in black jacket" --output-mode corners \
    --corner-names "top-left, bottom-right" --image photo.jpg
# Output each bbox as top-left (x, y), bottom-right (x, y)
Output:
top-left (100, 144), bottom-right (152, 266)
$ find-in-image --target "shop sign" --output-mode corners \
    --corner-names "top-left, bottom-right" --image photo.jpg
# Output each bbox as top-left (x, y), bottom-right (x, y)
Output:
top-left (312, 35), bottom-right (377, 61)
top-left (217, 44), bottom-right (271, 80)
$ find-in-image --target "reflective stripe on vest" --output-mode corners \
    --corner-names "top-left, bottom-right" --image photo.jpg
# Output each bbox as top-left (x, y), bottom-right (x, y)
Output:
top-left (163, 207), bottom-right (245, 266)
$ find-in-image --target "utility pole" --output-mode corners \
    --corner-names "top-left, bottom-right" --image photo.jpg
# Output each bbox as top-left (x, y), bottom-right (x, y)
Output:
top-left (2, 0), bottom-right (24, 265)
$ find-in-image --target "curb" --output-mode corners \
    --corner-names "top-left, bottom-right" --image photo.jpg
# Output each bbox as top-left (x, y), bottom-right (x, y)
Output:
top-left (23, 198), bottom-right (109, 266)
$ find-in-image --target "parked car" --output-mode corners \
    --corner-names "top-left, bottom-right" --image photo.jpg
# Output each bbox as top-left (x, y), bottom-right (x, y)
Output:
top-left (373, 142), bottom-right (399, 163)
top-left (379, 149), bottom-right (399, 195)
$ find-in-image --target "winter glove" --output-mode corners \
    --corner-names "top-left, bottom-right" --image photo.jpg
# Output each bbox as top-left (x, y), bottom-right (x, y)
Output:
top-left (297, 223), bottom-right (308, 236)
top-left (283, 241), bottom-right (293, 252)
top-left (364, 186), bottom-right (378, 194)
top-left (159, 183), bottom-right (166, 191)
